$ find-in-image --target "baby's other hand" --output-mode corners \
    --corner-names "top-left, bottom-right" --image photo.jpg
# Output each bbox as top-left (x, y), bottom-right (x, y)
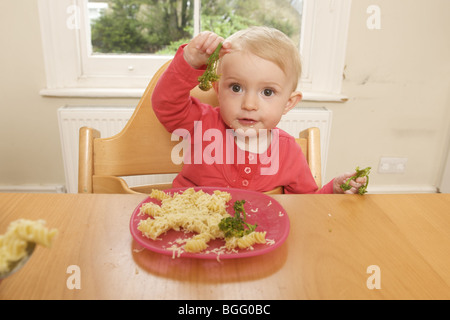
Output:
top-left (183, 31), bottom-right (231, 69)
top-left (333, 172), bottom-right (368, 194)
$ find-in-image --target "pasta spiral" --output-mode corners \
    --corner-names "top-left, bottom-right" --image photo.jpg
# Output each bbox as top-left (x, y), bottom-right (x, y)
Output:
top-left (225, 231), bottom-right (267, 250)
top-left (0, 219), bottom-right (57, 274)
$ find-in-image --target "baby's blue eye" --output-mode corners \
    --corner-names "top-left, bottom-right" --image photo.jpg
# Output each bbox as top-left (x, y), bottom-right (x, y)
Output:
top-left (263, 89), bottom-right (274, 97)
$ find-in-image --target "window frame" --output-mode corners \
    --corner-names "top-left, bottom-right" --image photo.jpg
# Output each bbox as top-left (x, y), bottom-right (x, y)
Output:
top-left (38, 0), bottom-right (351, 101)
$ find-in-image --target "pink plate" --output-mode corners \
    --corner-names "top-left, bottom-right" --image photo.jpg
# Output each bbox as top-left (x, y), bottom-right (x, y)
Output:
top-left (129, 187), bottom-right (289, 259)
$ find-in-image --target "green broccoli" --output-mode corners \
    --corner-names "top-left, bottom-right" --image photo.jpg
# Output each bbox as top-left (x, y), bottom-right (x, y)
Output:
top-left (198, 42), bottom-right (222, 91)
top-left (219, 200), bottom-right (257, 238)
top-left (340, 166), bottom-right (371, 195)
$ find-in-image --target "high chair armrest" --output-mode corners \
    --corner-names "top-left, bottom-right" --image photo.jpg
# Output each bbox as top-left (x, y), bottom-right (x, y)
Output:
top-left (78, 127), bottom-right (101, 193)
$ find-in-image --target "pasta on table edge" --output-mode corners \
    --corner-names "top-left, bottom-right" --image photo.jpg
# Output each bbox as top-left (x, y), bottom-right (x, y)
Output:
top-left (0, 219), bottom-right (57, 274)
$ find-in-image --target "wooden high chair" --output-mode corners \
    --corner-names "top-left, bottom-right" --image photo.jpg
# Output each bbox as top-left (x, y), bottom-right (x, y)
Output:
top-left (78, 61), bottom-right (322, 195)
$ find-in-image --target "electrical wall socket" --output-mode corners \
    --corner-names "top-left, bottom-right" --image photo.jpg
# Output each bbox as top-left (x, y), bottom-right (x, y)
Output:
top-left (378, 157), bottom-right (408, 174)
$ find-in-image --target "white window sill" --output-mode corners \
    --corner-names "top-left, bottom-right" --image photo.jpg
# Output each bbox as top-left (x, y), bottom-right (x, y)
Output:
top-left (40, 88), bottom-right (145, 99)
top-left (40, 88), bottom-right (348, 102)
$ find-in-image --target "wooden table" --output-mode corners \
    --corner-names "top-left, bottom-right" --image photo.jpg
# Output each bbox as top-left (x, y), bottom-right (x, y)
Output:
top-left (0, 192), bottom-right (449, 300)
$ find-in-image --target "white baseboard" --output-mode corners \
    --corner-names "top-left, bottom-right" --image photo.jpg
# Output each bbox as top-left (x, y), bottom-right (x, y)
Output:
top-left (0, 185), bottom-right (66, 193)
top-left (367, 185), bottom-right (438, 194)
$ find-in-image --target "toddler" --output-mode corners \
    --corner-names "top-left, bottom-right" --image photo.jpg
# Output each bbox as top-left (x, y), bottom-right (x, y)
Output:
top-left (152, 26), bottom-right (365, 194)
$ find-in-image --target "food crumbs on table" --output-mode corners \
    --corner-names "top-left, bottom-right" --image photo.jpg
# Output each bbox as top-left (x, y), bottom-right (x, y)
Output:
top-left (327, 213), bottom-right (335, 233)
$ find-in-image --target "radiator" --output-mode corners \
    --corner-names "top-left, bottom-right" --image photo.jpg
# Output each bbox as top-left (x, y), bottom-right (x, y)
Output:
top-left (58, 106), bottom-right (332, 193)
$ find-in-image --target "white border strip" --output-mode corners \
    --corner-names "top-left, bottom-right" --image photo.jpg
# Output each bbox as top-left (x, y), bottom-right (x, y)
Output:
top-left (0, 185), bottom-right (66, 193)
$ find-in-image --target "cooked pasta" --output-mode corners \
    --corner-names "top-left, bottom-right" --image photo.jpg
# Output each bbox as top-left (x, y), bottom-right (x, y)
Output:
top-left (0, 219), bottom-right (57, 274)
top-left (225, 231), bottom-right (267, 250)
top-left (184, 235), bottom-right (209, 253)
top-left (139, 202), bottom-right (162, 218)
top-left (137, 188), bottom-right (267, 255)
top-left (0, 236), bottom-right (27, 269)
top-left (149, 189), bottom-right (172, 201)
top-left (138, 188), bottom-right (231, 253)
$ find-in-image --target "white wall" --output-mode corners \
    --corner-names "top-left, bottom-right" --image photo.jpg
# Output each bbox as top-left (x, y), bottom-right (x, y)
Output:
top-left (1, 0), bottom-right (449, 193)
top-left (303, 0), bottom-right (450, 192)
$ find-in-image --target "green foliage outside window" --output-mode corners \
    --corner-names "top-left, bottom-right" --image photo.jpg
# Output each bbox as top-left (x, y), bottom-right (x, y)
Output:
top-left (90, 0), bottom-right (301, 55)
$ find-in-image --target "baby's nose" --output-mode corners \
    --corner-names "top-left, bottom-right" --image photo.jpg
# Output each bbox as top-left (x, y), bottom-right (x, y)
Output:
top-left (242, 94), bottom-right (258, 111)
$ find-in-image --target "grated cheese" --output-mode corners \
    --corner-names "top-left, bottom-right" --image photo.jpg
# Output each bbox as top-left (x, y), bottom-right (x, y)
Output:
top-left (137, 188), bottom-right (269, 257)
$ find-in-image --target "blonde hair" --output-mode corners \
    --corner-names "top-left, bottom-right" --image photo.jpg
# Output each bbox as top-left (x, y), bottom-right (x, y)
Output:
top-left (225, 26), bottom-right (302, 91)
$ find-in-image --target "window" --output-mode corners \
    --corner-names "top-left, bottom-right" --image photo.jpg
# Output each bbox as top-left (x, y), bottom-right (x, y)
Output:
top-left (87, 0), bottom-right (302, 55)
top-left (38, 0), bottom-right (351, 101)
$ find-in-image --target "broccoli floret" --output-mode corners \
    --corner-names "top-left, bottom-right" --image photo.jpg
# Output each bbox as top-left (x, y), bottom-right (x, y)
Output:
top-left (341, 166), bottom-right (371, 195)
top-left (219, 200), bottom-right (257, 238)
top-left (198, 42), bottom-right (222, 91)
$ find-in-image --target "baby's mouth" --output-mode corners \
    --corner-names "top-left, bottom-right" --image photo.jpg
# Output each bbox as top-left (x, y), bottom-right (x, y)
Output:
top-left (238, 118), bottom-right (258, 126)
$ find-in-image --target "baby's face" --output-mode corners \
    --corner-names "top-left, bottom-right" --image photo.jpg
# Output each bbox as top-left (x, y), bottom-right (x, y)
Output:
top-left (217, 51), bottom-right (299, 135)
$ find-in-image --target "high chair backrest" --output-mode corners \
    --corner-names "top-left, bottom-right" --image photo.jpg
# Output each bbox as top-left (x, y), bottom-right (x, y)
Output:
top-left (78, 60), bottom-right (321, 195)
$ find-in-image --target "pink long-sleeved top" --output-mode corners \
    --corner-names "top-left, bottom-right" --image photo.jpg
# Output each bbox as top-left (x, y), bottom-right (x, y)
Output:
top-left (151, 46), bottom-right (334, 194)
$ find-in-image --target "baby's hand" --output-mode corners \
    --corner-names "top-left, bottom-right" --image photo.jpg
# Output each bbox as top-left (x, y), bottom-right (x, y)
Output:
top-left (333, 172), bottom-right (368, 194)
top-left (183, 31), bottom-right (231, 69)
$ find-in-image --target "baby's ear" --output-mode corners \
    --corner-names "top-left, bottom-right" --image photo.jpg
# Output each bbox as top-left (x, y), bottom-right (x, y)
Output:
top-left (283, 91), bottom-right (302, 114)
